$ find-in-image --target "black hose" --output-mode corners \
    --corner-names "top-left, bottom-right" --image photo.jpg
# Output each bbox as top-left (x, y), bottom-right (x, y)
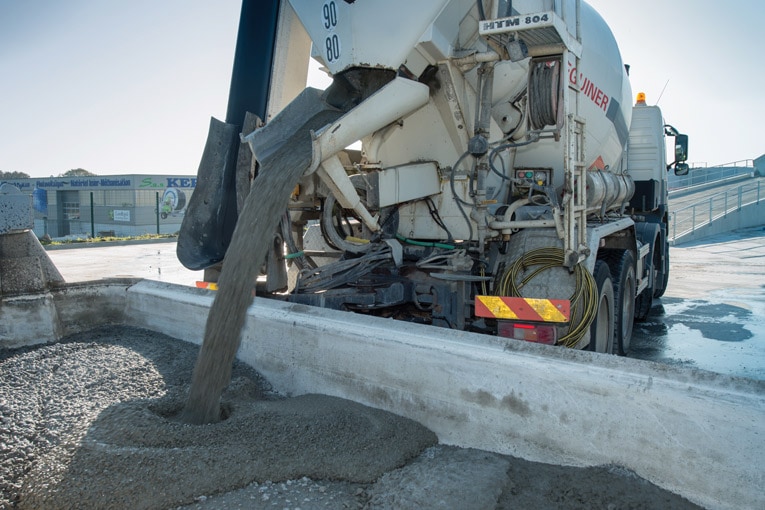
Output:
top-left (529, 61), bottom-right (559, 129)
top-left (426, 197), bottom-right (454, 242)
top-left (449, 151), bottom-right (476, 206)
top-left (281, 211), bottom-right (315, 270)
top-left (298, 245), bottom-right (392, 292)
top-left (488, 135), bottom-right (540, 181)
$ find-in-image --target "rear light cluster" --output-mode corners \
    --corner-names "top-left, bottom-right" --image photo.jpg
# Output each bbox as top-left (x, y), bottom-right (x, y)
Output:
top-left (498, 321), bottom-right (557, 345)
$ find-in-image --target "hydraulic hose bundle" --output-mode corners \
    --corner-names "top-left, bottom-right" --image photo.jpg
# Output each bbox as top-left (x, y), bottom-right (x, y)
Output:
top-left (528, 59), bottom-right (560, 130)
top-left (496, 248), bottom-right (598, 347)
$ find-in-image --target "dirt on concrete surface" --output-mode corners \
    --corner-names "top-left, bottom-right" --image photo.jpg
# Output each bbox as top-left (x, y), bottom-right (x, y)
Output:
top-left (0, 326), bottom-right (704, 509)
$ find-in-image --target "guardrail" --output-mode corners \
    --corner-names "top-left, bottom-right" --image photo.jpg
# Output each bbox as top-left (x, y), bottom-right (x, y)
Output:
top-left (669, 161), bottom-right (755, 192)
top-left (686, 159), bottom-right (757, 168)
top-left (669, 180), bottom-right (763, 242)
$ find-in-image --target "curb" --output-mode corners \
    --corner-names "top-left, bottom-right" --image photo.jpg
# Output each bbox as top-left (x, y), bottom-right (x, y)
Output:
top-left (43, 237), bottom-right (178, 251)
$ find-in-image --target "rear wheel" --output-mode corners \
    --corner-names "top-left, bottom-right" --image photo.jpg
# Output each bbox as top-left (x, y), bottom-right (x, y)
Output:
top-left (609, 250), bottom-right (636, 356)
top-left (589, 261), bottom-right (615, 354)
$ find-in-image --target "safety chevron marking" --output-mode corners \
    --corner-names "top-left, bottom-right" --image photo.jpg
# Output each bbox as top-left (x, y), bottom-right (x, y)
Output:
top-left (474, 295), bottom-right (570, 322)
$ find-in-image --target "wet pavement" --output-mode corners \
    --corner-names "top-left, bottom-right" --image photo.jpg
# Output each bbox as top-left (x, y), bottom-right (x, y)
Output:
top-left (45, 227), bottom-right (765, 381)
top-left (632, 296), bottom-right (765, 380)
top-left (631, 226), bottom-right (765, 380)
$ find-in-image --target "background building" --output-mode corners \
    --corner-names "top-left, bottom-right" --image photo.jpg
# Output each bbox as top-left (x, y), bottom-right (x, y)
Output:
top-left (0, 174), bottom-right (196, 239)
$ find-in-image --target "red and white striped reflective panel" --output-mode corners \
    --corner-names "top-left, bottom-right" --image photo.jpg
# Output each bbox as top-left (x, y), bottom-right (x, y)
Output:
top-left (475, 295), bottom-right (570, 323)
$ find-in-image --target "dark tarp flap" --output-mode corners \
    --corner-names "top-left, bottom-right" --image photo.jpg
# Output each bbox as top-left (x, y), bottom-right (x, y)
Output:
top-left (176, 117), bottom-right (240, 270)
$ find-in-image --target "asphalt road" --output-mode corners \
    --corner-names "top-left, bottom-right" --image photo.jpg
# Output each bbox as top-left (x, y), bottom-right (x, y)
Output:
top-left (45, 227), bottom-right (765, 381)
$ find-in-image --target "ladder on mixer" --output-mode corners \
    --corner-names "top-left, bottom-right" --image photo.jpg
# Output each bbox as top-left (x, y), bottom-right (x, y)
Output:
top-left (478, 0), bottom-right (586, 266)
top-left (564, 112), bottom-right (587, 268)
top-left (564, 1), bottom-right (587, 268)
top-left (563, 0), bottom-right (587, 269)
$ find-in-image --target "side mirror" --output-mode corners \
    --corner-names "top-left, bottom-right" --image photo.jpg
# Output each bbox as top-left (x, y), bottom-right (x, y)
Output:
top-left (675, 134), bottom-right (688, 163)
top-left (674, 163), bottom-right (690, 176)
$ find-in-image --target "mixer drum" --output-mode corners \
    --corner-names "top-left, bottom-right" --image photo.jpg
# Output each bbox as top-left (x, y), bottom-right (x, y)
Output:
top-left (511, 0), bottom-right (633, 183)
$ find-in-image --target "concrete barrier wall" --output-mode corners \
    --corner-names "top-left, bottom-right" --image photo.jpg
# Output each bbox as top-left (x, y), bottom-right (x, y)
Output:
top-left (0, 292), bottom-right (62, 348)
top-left (0, 280), bottom-right (134, 348)
top-left (124, 280), bottom-right (764, 510)
top-left (52, 280), bottom-right (135, 335)
top-left (3, 279), bottom-right (763, 509)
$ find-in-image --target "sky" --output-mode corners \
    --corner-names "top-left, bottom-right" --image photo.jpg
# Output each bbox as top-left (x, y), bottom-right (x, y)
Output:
top-left (1, 0), bottom-right (763, 178)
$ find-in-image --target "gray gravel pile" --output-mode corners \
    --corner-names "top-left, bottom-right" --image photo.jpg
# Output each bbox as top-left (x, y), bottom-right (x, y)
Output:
top-left (0, 326), bottom-right (704, 509)
top-left (1, 326), bottom-right (230, 507)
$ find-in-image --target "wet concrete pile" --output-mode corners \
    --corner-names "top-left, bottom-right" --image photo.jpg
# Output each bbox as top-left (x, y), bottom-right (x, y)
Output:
top-left (0, 327), bottom-right (435, 509)
top-left (0, 326), bottom-right (705, 509)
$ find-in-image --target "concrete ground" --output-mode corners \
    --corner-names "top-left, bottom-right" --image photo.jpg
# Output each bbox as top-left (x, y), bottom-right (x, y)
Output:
top-left (665, 225), bottom-right (765, 298)
top-left (45, 239), bottom-right (203, 286)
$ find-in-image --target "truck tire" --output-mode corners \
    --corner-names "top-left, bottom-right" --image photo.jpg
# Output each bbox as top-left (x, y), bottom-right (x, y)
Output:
top-left (609, 250), bottom-right (636, 356)
top-left (589, 260), bottom-right (615, 354)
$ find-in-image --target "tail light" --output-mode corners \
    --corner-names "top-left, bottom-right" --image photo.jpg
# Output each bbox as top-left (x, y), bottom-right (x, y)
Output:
top-left (498, 321), bottom-right (557, 345)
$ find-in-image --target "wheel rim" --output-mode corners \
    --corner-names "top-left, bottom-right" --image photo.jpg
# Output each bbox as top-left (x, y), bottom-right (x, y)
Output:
top-left (620, 269), bottom-right (635, 352)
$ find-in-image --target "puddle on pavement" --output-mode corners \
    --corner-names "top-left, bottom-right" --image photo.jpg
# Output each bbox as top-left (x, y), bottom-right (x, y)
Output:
top-left (631, 297), bottom-right (765, 380)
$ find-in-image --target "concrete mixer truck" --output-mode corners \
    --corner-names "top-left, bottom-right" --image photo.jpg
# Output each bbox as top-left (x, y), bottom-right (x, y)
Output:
top-left (177, 0), bottom-right (689, 355)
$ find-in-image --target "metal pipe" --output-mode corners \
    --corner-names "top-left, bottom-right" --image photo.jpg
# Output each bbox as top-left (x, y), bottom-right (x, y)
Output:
top-left (307, 77), bottom-right (430, 174)
top-left (316, 155), bottom-right (380, 232)
top-left (474, 63), bottom-right (495, 253)
top-left (226, 0), bottom-right (280, 127)
top-left (451, 50), bottom-right (500, 67)
top-left (489, 219), bottom-right (559, 234)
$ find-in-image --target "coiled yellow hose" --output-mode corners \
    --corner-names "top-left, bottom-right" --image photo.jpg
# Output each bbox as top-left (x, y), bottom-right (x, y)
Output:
top-left (497, 248), bottom-right (598, 347)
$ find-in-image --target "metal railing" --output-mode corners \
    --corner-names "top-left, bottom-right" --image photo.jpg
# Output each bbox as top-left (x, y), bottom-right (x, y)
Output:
top-left (669, 180), bottom-right (763, 242)
top-left (669, 160), bottom-right (755, 192)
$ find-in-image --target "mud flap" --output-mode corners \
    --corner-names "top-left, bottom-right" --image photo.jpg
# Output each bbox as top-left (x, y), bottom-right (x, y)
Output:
top-left (177, 118), bottom-right (240, 270)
